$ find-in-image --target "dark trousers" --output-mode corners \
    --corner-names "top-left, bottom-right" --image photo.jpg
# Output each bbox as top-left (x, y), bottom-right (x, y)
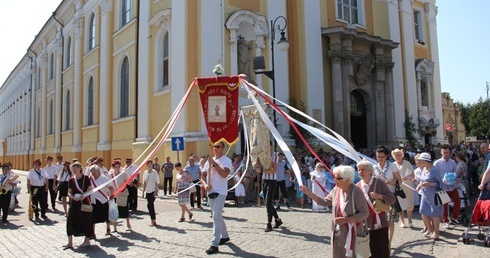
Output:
top-left (146, 192), bottom-right (156, 220)
top-left (128, 185), bottom-right (138, 211)
top-left (163, 177), bottom-right (173, 195)
top-left (274, 180), bottom-right (288, 200)
top-left (369, 227), bottom-right (390, 258)
top-left (47, 179), bottom-right (57, 208)
top-left (31, 186), bottom-right (47, 217)
top-left (0, 191), bottom-right (12, 221)
top-left (263, 180), bottom-right (278, 222)
top-left (190, 180), bottom-right (201, 208)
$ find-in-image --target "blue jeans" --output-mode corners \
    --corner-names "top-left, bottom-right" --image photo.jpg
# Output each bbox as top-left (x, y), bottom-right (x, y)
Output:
top-left (209, 194), bottom-right (228, 247)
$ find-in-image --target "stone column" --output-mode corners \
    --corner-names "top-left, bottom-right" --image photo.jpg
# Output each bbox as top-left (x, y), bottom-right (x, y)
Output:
top-left (416, 72), bottom-right (422, 110)
top-left (341, 37), bottom-right (354, 140)
top-left (134, 0), bottom-right (151, 145)
top-left (30, 64), bottom-right (36, 159)
top-left (40, 47), bottom-right (47, 153)
top-left (328, 34), bottom-right (343, 135)
top-left (98, 0), bottom-right (113, 155)
top-left (384, 61), bottom-right (396, 145)
top-left (72, 8), bottom-right (84, 155)
top-left (55, 28), bottom-right (63, 154)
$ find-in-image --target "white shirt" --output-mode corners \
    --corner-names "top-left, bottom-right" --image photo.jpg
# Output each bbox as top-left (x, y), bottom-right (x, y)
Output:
top-left (55, 163), bottom-right (63, 175)
top-left (205, 155), bottom-right (233, 195)
top-left (374, 162), bottom-right (399, 192)
top-left (100, 166), bottom-right (109, 177)
top-left (144, 169), bottom-right (160, 193)
top-left (124, 164), bottom-right (138, 176)
top-left (90, 175), bottom-right (110, 204)
top-left (57, 170), bottom-right (71, 182)
top-left (44, 165), bottom-right (57, 179)
top-left (263, 152), bottom-right (278, 181)
top-left (27, 169), bottom-right (48, 186)
top-left (0, 173), bottom-right (14, 191)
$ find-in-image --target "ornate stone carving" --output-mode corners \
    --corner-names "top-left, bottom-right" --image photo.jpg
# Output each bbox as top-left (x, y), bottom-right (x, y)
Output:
top-left (385, 62), bottom-right (395, 72)
top-left (75, 18), bottom-right (84, 39)
top-left (375, 60), bottom-right (386, 73)
top-left (355, 55), bottom-right (374, 86)
top-left (99, 0), bottom-right (112, 14)
top-left (328, 49), bottom-right (342, 63)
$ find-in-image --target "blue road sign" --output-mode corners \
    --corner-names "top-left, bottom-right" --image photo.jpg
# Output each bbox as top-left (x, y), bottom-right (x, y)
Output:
top-left (171, 137), bottom-right (184, 151)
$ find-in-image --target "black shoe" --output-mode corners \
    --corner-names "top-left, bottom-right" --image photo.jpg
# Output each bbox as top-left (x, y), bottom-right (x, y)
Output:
top-left (219, 237), bottom-right (230, 245)
top-left (41, 215), bottom-right (48, 219)
top-left (274, 219), bottom-right (283, 228)
top-left (2, 220), bottom-right (8, 223)
top-left (286, 202), bottom-right (291, 209)
top-left (265, 223), bottom-right (273, 232)
top-left (205, 246), bottom-right (219, 254)
top-left (276, 205), bottom-right (280, 210)
top-left (198, 206), bottom-right (204, 209)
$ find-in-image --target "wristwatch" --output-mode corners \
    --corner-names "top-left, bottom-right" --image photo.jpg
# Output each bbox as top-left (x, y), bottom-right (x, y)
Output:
top-left (212, 163), bottom-right (217, 167)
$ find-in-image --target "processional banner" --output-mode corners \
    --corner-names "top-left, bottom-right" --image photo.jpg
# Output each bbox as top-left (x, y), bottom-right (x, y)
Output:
top-left (242, 104), bottom-right (272, 170)
top-left (197, 76), bottom-right (240, 145)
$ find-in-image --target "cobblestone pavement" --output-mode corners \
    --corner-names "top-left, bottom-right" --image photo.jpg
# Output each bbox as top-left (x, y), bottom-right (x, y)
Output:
top-left (1, 171), bottom-right (489, 257)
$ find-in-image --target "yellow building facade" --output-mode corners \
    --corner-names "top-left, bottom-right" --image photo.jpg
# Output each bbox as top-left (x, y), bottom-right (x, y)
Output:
top-left (0, 0), bottom-right (443, 171)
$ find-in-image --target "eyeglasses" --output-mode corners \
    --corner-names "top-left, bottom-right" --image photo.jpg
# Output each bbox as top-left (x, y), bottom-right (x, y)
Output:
top-left (334, 177), bottom-right (344, 180)
top-left (213, 145), bottom-right (223, 148)
top-left (376, 156), bottom-right (387, 159)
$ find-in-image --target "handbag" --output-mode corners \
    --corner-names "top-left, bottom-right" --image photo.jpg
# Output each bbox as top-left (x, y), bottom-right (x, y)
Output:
top-left (351, 187), bottom-right (371, 258)
top-left (79, 176), bottom-right (93, 213)
top-left (372, 179), bottom-right (391, 212)
top-left (394, 181), bottom-right (408, 211)
top-left (394, 181), bottom-right (406, 199)
top-left (189, 184), bottom-right (197, 193)
top-left (208, 192), bottom-right (219, 199)
top-left (434, 181), bottom-right (451, 206)
top-left (116, 190), bottom-right (129, 207)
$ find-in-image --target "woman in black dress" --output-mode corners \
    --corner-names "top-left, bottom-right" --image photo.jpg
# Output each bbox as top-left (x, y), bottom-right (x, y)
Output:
top-left (64, 162), bottom-right (94, 249)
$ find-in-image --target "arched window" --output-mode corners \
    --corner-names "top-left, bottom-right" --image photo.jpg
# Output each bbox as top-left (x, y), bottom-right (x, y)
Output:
top-left (65, 36), bottom-right (72, 68)
top-left (88, 14), bottom-right (96, 50)
top-left (48, 100), bottom-right (54, 134)
top-left (121, 0), bottom-right (131, 26)
top-left (88, 78), bottom-right (94, 125)
top-left (65, 90), bottom-right (70, 130)
top-left (49, 53), bottom-right (54, 80)
top-left (120, 57), bottom-right (129, 117)
top-left (162, 33), bottom-right (169, 87)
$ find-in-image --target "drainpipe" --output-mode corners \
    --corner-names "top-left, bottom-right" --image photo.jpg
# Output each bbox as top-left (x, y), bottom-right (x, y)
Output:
top-left (135, 0), bottom-right (140, 138)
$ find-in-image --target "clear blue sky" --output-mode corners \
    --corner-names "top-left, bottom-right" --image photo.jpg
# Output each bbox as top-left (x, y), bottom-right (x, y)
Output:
top-left (0, 1), bottom-right (486, 105)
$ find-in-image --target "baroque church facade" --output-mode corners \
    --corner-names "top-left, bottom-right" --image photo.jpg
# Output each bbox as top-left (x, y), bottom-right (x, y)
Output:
top-left (0, 0), bottom-right (443, 170)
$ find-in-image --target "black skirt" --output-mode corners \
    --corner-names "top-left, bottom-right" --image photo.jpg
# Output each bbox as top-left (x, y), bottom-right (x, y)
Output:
top-left (92, 199), bottom-right (109, 224)
top-left (67, 200), bottom-right (94, 237)
top-left (115, 198), bottom-right (129, 219)
top-left (57, 182), bottom-right (69, 197)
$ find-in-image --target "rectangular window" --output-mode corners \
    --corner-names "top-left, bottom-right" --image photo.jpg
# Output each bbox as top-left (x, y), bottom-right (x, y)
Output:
top-left (337, 0), bottom-right (358, 24)
top-left (414, 10), bottom-right (423, 41)
top-left (122, 0), bottom-right (131, 26)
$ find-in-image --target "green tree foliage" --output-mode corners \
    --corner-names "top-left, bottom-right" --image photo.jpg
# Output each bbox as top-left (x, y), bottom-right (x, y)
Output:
top-left (404, 110), bottom-right (417, 147)
top-left (456, 101), bottom-right (471, 134)
top-left (287, 98), bottom-right (314, 151)
top-left (468, 97), bottom-right (490, 137)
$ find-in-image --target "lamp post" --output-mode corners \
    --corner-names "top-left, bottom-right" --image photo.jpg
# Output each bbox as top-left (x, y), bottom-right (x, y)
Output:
top-left (253, 16), bottom-right (289, 150)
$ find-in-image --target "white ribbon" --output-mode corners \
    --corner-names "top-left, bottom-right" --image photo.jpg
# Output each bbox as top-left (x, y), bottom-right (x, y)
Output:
top-left (242, 81), bottom-right (303, 186)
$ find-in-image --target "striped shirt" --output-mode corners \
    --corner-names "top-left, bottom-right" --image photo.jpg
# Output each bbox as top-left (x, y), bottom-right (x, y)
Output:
top-left (262, 152), bottom-right (278, 181)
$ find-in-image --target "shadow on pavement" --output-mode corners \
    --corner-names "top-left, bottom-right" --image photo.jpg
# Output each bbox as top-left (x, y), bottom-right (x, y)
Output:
top-left (279, 227), bottom-right (327, 244)
top-left (96, 235), bottom-right (135, 251)
top-left (70, 244), bottom-right (116, 258)
top-left (225, 242), bottom-right (277, 258)
top-left (118, 229), bottom-right (162, 242)
top-left (392, 238), bottom-right (436, 257)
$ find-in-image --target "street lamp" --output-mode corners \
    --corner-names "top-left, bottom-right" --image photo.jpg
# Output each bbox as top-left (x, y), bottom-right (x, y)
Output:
top-left (253, 16), bottom-right (289, 150)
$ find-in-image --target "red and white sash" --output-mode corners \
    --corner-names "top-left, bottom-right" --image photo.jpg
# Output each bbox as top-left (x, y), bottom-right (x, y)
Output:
top-left (338, 189), bottom-right (356, 258)
top-left (358, 184), bottom-right (384, 230)
top-left (72, 176), bottom-right (91, 204)
top-left (90, 177), bottom-right (108, 203)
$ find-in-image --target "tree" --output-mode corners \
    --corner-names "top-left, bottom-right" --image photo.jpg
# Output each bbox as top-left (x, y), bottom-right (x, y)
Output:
top-left (287, 98), bottom-right (314, 151)
top-left (468, 97), bottom-right (490, 137)
top-left (404, 110), bottom-right (418, 147)
top-left (456, 101), bottom-right (471, 134)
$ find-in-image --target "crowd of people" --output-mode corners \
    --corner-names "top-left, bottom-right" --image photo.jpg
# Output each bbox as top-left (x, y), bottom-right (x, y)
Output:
top-left (1, 140), bottom-right (490, 256)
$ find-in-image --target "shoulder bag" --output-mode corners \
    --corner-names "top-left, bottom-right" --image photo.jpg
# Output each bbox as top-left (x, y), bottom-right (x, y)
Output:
top-left (434, 181), bottom-right (451, 206)
top-left (352, 187), bottom-right (371, 258)
top-left (80, 176), bottom-right (93, 213)
top-left (394, 181), bottom-right (409, 212)
top-left (372, 178), bottom-right (391, 213)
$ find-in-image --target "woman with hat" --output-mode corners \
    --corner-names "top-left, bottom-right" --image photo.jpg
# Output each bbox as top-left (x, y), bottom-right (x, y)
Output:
top-left (415, 152), bottom-right (444, 240)
top-left (57, 162), bottom-right (72, 216)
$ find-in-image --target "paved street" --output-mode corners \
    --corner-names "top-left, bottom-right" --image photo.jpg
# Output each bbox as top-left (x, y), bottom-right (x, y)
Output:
top-left (1, 171), bottom-right (490, 257)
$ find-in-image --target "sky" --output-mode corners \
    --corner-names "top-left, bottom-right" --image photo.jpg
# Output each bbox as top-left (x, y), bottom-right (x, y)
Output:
top-left (0, 1), bottom-right (487, 105)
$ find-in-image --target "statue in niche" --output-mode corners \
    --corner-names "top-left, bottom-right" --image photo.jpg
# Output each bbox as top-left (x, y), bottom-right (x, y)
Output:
top-left (238, 38), bottom-right (252, 79)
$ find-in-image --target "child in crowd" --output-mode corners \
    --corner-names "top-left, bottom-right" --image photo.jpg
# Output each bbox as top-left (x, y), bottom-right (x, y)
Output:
top-left (234, 170), bottom-right (246, 204)
top-left (293, 172), bottom-right (307, 208)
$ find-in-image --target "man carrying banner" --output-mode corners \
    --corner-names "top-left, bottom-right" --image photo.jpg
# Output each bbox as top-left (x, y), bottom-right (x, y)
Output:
top-left (204, 141), bottom-right (232, 255)
top-left (259, 141), bottom-right (283, 232)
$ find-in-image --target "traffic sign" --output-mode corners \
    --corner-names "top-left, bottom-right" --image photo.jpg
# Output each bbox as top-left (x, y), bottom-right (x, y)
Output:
top-left (171, 137), bottom-right (184, 151)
